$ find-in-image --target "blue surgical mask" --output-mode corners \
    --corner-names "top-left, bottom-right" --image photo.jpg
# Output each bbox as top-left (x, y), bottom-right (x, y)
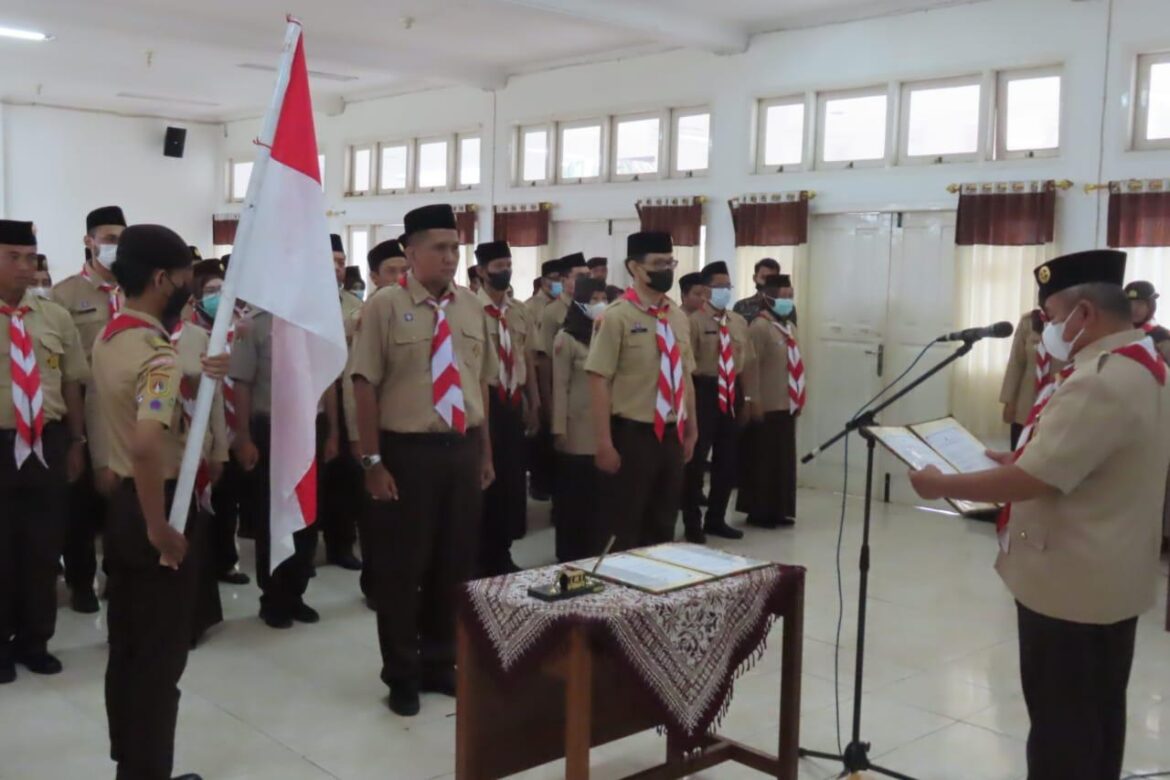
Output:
top-left (200, 292), bottom-right (221, 320)
top-left (549, 281), bottom-right (564, 298)
top-left (771, 298), bottom-right (795, 318)
top-left (709, 288), bottom-right (732, 311)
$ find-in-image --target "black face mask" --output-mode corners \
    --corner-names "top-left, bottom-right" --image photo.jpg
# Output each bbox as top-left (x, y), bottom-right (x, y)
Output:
top-left (162, 274), bottom-right (192, 323)
top-left (486, 269), bottom-right (512, 292)
top-left (645, 268), bottom-right (674, 293)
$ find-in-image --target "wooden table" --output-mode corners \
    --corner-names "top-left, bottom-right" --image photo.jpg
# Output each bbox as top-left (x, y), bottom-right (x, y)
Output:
top-left (455, 571), bottom-right (804, 780)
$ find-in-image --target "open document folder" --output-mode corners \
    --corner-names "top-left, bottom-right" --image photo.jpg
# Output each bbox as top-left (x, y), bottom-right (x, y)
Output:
top-left (569, 544), bottom-right (771, 593)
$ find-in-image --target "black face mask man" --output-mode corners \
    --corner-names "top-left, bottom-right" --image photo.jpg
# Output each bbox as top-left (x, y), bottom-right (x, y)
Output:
top-left (625, 231), bottom-right (677, 297)
top-left (473, 239), bottom-right (515, 298)
top-left (109, 224), bottom-right (197, 332)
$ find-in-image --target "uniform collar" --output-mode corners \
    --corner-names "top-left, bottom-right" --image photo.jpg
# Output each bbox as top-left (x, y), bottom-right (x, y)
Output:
top-left (1, 290), bottom-right (38, 311)
top-left (406, 272), bottom-right (454, 305)
top-left (476, 286), bottom-right (510, 310)
top-left (1074, 328), bottom-right (1145, 365)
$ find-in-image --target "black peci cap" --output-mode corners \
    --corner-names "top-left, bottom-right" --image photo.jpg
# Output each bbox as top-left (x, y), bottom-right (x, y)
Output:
top-left (474, 240), bottom-right (511, 266)
top-left (627, 231), bottom-right (673, 257)
top-left (403, 204), bottom-right (457, 239)
top-left (700, 261), bottom-right (730, 282)
top-left (541, 259), bottom-right (564, 278)
top-left (1035, 250), bottom-right (1127, 303)
top-left (367, 239), bottom-right (405, 272)
top-left (586, 256), bottom-right (607, 269)
top-left (573, 277), bottom-right (608, 304)
top-left (759, 273), bottom-right (790, 292)
top-left (1125, 280), bottom-right (1158, 301)
top-left (560, 252), bottom-right (587, 270)
top-left (0, 220), bottom-right (36, 246)
top-left (330, 233), bottom-right (345, 254)
top-left (87, 206), bottom-right (126, 232)
top-left (679, 272), bottom-right (705, 293)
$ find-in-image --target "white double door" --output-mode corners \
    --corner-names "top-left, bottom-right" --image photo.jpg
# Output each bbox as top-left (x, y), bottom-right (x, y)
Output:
top-left (552, 219), bottom-right (641, 289)
top-left (801, 211), bottom-right (960, 504)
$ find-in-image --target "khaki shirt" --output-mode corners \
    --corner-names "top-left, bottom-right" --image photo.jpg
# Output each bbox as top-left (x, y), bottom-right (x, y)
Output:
top-left (91, 310), bottom-right (184, 480)
top-left (341, 289), bottom-right (363, 343)
top-left (0, 292), bottom-right (88, 428)
top-left (51, 270), bottom-right (120, 365)
top-left (174, 323), bottom-right (229, 465)
top-left (228, 311), bottom-right (274, 416)
top-left (690, 307), bottom-right (755, 378)
top-left (537, 297), bottom-right (570, 355)
top-left (1000, 329), bottom-right (1170, 624)
top-left (477, 288), bottom-right (531, 388)
top-left (525, 292), bottom-right (554, 344)
top-left (350, 274), bottom-right (497, 433)
top-left (1000, 311), bottom-right (1065, 425)
top-left (748, 315), bottom-right (797, 413)
top-left (584, 296), bottom-right (695, 424)
top-left (552, 331), bottom-right (595, 455)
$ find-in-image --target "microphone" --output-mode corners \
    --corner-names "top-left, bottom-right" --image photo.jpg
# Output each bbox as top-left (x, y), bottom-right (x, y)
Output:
top-left (935, 321), bottom-right (1014, 343)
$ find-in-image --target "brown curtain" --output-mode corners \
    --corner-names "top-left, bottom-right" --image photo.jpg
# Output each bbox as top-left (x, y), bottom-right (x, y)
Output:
top-left (730, 197), bottom-right (809, 246)
top-left (636, 200), bottom-right (702, 246)
top-left (955, 182), bottom-right (1056, 246)
top-left (494, 206), bottom-right (550, 247)
top-left (1108, 191), bottom-right (1170, 248)
top-left (455, 208), bottom-right (477, 246)
top-left (212, 214), bottom-right (239, 245)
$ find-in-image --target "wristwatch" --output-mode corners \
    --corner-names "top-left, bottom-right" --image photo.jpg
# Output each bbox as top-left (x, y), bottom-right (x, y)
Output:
top-left (360, 453), bottom-right (382, 471)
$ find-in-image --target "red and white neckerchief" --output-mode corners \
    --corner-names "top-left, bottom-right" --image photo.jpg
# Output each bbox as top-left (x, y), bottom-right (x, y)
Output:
top-left (2, 302), bottom-right (45, 468)
top-left (1142, 320), bottom-right (1159, 335)
top-left (1033, 310), bottom-right (1052, 394)
top-left (425, 293), bottom-right (466, 434)
top-left (80, 264), bottom-right (121, 318)
top-left (189, 308), bottom-right (238, 443)
top-left (169, 322), bottom-right (213, 513)
top-left (714, 311), bottom-right (737, 417)
top-left (484, 301), bottom-right (522, 407)
top-left (771, 319), bottom-right (806, 414)
top-left (623, 288), bottom-right (685, 442)
top-left (997, 335), bottom-right (1167, 552)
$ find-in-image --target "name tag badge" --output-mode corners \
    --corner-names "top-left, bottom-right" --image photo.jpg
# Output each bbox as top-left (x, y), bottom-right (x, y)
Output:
top-left (75, 302), bottom-right (97, 314)
top-left (631, 324), bottom-right (647, 334)
top-left (704, 330), bottom-right (718, 335)
top-left (404, 313), bottom-right (414, 322)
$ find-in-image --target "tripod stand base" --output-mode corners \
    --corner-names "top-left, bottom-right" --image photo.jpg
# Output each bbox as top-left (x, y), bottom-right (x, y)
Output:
top-left (799, 742), bottom-right (918, 780)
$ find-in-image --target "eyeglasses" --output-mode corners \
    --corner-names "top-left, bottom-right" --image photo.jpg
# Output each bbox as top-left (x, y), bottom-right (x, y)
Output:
top-left (642, 259), bottom-right (679, 271)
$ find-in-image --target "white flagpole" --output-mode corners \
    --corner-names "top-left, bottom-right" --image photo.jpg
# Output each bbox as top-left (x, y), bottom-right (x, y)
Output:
top-left (169, 19), bottom-right (304, 532)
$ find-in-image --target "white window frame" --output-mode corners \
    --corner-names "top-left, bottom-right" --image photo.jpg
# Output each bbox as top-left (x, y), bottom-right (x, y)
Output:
top-left (226, 159), bottom-right (253, 203)
top-left (415, 136), bottom-right (452, 193)
top-left (611, 110), bottom-right (667, 182)
top-left (375, 140), bottom-right (411, 195)
top-left (1134, 52), bottom-right (1170, 151)
top-left (756, 95), bottom-right (809, 174)
top-left (346, 144), bottom-right (375, 197)
top-left (898, 74), bottom-right (985, 165)
top-left (455, 133), bottom-right (482, 190)
top-left (556, 118), bottom-right (606, 185)
top-left (517, 123), bottom-right (553, 186)
top-left (670, 106), bottom-right (711, 179)
top-left (995, 65), bottom-right (1063, 160)
top-left (346, 225), bottom-right (373, 285)
top-left (816, 85), bottom-right (891, 170)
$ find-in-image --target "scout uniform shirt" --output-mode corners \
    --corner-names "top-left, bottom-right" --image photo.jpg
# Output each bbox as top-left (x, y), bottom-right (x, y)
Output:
top-left (1000, 310), bottom-right (1065, 426)
top-left (350, 274), bottom-right (498, 434)
top-left (551, 330), bottom-right (595, 455)
top-left (228, 311), bottom-right (276, 417)
top-left (537, 295), bottom-right (570, 355)
top-left (584, 295), bottom-right (695, 425)
top-left (999, 329), bottom-right (1170, 625)
top-left (340, 288), bottom-right (363, 344)
top-left (172, 324), bottom-right (230, 467)
top-left (0, 292), bottom-right (88, 430)
top-left (477, 287), bottom-right (531, 390)
top-left (524, 291), bottom-right (555, 347)
top-left (748, 315), bottom-right (795, 413)
top-left (90, 311), bottom-right (184, 480)
top-left (689, 306), bottom-right (758, 399)
top-left (342, 286), bottom-right (395, 442)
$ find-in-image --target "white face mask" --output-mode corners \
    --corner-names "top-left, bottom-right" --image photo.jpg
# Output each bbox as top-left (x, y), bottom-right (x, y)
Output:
top-left (708, 287), bottom-right (733, 311)
top-left (95, 243), bottom-right (118, 269)
top-left (1041, 307), bottom-right (1085, 362)
top-left (580, 301), bottom-right (606, 321)
top-left (31, 286), bottom-right (51, 300)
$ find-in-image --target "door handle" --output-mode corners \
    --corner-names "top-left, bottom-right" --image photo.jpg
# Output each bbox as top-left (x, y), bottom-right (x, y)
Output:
top-left (863, 345), bottom-right (885, 377)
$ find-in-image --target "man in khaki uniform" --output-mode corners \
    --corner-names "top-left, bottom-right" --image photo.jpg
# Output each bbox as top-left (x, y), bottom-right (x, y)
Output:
top-left (679, 272), bottom-right (708, 316)
top-left (1000, 308), bottom-right (1063, 450)
top-left (351, 204), bottom-right (496, 717)
top-left (538, 253), bottom-right (588, 357)
top-left (911, 249), bottom-right (1169, 780)
top-left (683, 261), bottom-right (754, 543)
top-left (587, 256), bottom-right (607, 282)
top-left (524, 259), bottom-right (563, 501)
top-left (52, 204), bottom-right (127, 613)
top-left (94, 223), bottom-right (228, 780)
top-left (368, 239), bottom-right (408, 291)
top-left (1124, 280), bottom-right (1170, 548)
top-left (0, 220), bottom-right (88, 683)
top-left (586, 231), bottom-right (697, 552)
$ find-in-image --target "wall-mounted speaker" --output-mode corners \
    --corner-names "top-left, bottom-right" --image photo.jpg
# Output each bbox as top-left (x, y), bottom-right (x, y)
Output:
top-left (164, 126), bottom-right (187, 158)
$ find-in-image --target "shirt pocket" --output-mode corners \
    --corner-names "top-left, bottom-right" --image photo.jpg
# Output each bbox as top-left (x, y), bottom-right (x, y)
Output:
top-left (458, 323), bottom-right (486, 374)
top-left (391, 319), bottom-right (433, 375)
top-left (34, 332), bottom-right (65, 380)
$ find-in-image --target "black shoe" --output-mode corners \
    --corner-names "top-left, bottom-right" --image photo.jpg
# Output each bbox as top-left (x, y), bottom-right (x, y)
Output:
top-left (745, 516), bottom-right (780, 529)
top-left (71, 589), bottom-right (99, 614)
top-left (363, 596), bottom-right (377, 612)
top-left (388, 682), bottom-right (421, 716)
top-left (327, 552), bottom-right (363, 571)
top-left (777, 516), bottom-right (796, 527)
top-left (259, 608), bottom-right (293, 630)
top-left (421, 669), bottom-right (456, 698)
top-left (684, 526), bottom-right (707, 544)
top-left (218, 569), bottom-right (251, 585)
top-left (705, 521), bottom-right (744, 540)
top-left (291, 603), bottom-right (320, 624)
top-left (15, 650), bottom-right (63, 675)
top-left (172, 774), bottom-right (203, 779)
top-left (0, 659), bottom-right (14, 684)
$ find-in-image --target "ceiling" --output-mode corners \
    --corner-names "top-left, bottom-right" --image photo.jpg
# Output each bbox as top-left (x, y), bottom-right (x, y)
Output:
top-left (0, 0), bottom-right (987, 122)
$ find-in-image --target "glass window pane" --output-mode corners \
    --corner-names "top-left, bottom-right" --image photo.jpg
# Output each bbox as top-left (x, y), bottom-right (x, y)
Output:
top-left (460, 137), bottom-right (481, 186)
top-left (418, 141), bottom-right (448, 189)
top-left (615, 117), bottom-right (660, 175)
top-left (823, 94), bottom-right (887, 162)
top-left (522, 129), bottom-right (548, 181)
top-left (676, 112), bottom-right (710, 172)
top-left (1005, 76), bottom-right (1061, 151)
top-left (352, 148), bottom-right (371, 192)
top-left (350, 229), bottom-right (369, 269)
top-left (764, 103), bottom-right (804, 167)
top-left (906, 84), bottom-right (980, 157)
top-left (380, 145), bottom-right (407, 190)
top-left (1147, 62), bottom-right (1170, 141)
top-left (560, 124), bottom-right (602, 179)
top-left (231, 161), bottom-right (253, 200)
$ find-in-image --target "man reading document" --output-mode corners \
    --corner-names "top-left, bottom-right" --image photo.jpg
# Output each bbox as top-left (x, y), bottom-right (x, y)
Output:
top-left (909, 249), bottom-right (1170, 780)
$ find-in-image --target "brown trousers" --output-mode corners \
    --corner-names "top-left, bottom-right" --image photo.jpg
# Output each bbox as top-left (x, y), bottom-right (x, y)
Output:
top-left (598, 418), bottom-right (684, 552)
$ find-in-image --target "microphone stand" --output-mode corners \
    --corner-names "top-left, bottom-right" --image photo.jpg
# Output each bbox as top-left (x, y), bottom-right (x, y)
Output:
top-left (798, 338), bottom-right (976, 779)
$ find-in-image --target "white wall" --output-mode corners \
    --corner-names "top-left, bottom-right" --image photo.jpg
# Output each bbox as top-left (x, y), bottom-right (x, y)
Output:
top-left (2, 104), bottom-right (220, 282)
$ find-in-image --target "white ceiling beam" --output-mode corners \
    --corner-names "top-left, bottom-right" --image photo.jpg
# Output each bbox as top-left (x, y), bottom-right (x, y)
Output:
top-left (492, 0), bottom-right (750, 55)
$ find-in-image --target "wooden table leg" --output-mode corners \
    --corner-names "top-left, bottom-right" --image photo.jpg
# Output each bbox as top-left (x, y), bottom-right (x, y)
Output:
top-left (455, 617), bottom-right (479, 780)
top-left (565, 626), bottom-right (593, 780)
top-left (777, 578), bottom-right (804, 780)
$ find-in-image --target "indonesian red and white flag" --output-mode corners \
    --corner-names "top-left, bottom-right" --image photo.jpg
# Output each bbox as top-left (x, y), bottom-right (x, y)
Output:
top-left (230, 30), bottom-right (347, 572)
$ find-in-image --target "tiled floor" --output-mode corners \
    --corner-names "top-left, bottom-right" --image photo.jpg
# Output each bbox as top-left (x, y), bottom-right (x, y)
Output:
top-left (2, 488), bottom-right (1168, 780)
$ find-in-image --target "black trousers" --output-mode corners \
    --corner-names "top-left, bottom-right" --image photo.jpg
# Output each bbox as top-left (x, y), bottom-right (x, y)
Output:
top-left (599, 418), bottom-right (684, 553)
top-left (0, 424), bottom-right (68, 659)
top-left (208, 453), bottom-right (243, 575)
top-left (63, 440), bottom-right (105, 594)
top-left (369, 430), bottom-right (482, 686)
top-left (250, 415), bottom-right (321, 617)
top-left (105, 480), bottom-right (198, 780)
top-left (1010, 423), bottom-right (1024, 451)
top-left (555, 452), bottom-right (601, 562)
top-left (1017, 602), bottom-right (1137, 780)
top-left (320, 385), bottom-right (361, 558)
top-left (745, 411), bottom-right (797, 523)
top-left (528, 422), bottom-right (555, 499)
top-left (189, 509), bottom-right (222, 646)
top-left (683, 377), bottom-right (741, 531)
top-left (481, 393), bottom-right (527, 574)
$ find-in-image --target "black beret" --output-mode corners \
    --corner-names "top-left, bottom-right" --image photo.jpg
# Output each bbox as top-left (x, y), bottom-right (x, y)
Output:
top-left (192, 259), bottom-right (224, 281)
top-left (0, 220), bottom-right (36, 246)
top-left (1125, 280), bottom-right (1158, 301)
top-left (220, 253), bottom-right (231, 269)
top-left (560, 252), bottom-right (587, 270)
top-left (189, 245), bottom-right (202, 261)
top-left (586, 257), bottom-right (607, 269)
top-left (1035, 250), bottom-right (1126, 303)
top-left (573, 277), bottom-right (608, 304)
top-left (403, 204), bottom-right (457, 238)
top-left (87, 206), bottom-right (126, 232)
top-left (700, 261), bottom-right (730, 282)
top-left (628, 231), bottom-right (673, 257)
top-left (541, 259), bottom-right (563, 277)
top-left (679, 272), bottom-right (705, 293)
top-left (330, 233), bottom-right (345, 254)
top-left (474, 240), bottom-right (511, 266)
top-left (114, 224), bottom-right (192, 273)
top-left (368, 239), bottom-right (405, 271)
